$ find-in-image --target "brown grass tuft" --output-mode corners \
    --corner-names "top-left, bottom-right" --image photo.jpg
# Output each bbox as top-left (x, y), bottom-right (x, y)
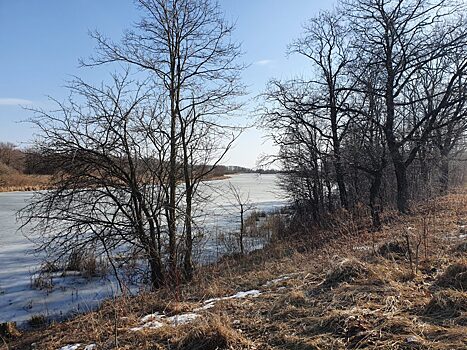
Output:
top-left (425, 289), bottom-right (467, 319)
top-left (378, 241), bottom-right (410, 260)
top-left (453, 241), bottom-right (467, 254)
top-left (173, 317), bottom-right (251, 350)
top-left (323, 258), bottom-right (371, 288)
top-left (435, 262), bottom-right (467, 290)
top-left (0, 322), bottom-right (21, 339)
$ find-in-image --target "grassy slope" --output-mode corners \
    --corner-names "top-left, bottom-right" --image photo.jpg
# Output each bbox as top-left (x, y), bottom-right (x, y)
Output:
top-left (3, 191), bottom-right (467, 350)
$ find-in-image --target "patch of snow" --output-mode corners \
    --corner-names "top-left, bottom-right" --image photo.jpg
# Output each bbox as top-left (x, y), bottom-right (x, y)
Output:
top-left (130, 320), bottom-right (164, 331)
top-left (140, 312), bottom-right (162, 323)
top-left (84, 345), bottom-right (96, 350)
top-left (131, 311), bottom-right (200, 331)
top-left (166, 313), bottom-right (199, 325)
top-left (58, 345), bottom-right (81, 350)
top-left (232, 289), bottom-right (262, 299)
top-left (204, 289), bottom-right (261, 304)
top-left (406, 336), bottom-right (420, 344)
top-left (352, 245), bottom-right (371, 251)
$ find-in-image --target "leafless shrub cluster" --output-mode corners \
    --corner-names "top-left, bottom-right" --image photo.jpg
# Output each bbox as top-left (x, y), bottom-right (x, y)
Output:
top-left (261, 0), bottom-right (467, 231)
top-left (19, 0), bottom-right (245, 289)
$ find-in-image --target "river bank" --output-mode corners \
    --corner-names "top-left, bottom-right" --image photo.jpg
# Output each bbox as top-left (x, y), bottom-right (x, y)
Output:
top-left (0, 174), bottom-right (234, 193)
top-left (3, 188), bottom-right (466, 350)
top-left (0, 175), bottom-right (51, 193)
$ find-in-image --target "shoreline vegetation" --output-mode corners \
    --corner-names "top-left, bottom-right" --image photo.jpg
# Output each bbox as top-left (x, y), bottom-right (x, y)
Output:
top-left (0, 144), bottom-right (279, 193)
top-left (2, 187), bottom-right (466, 349)
top-left (0, 172), bottom-right (281, 193)
top-left (0, 174), bottom-right (231, 193)
top-left (0, 175), bottom-right (51, 193)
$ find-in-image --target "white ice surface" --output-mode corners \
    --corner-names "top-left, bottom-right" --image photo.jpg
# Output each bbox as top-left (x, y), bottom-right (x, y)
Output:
top-left (1, 174), bottom-right (286, 324)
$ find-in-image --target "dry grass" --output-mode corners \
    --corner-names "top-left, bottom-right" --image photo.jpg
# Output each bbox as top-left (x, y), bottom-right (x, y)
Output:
top-left (435, 262), bottom-right (467, 290)
top-left (321, 258), bottom-right (375, 288)
top-left (0, 173), bottom-right (51, 192)
top-left (3, 189), bottom-right (467, 350)
top-left (425, 289), bottom-right (467, 320)
top-left (173, 317), bottom-right (252, 350)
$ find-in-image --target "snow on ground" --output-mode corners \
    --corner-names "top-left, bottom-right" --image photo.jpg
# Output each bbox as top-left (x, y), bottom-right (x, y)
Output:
top-left (263, 275), bottom-right (291, 287)
top-left (130, 312), bottom-right (200, 331)
top-left (57, 344), bottom-right (80, 350)
top-left (130, 320), bottom-right (165, 331)
top-left (203, 289), bottom-right (262, 304)
top-left (193, 302), bottom-right (216, 311)
top-left (131, 288), bottom-right (269, 332)
top-left (57, 344), bottom-right (96, 350)
top-left (167, 313), bottom-right (200, 325)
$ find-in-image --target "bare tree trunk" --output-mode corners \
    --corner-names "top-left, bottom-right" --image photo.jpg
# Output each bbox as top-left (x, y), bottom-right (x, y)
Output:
top-left (149, 254), bottom-right (164, 289)
top-left (334, 153), bottom-right (349, 209)
top-left (384, 62), bottom-right (410, 214)
top-left (183, 186), bottom-right (194, 280)
top-left (239, 204), bottom-right (244, 255)
top-left (393, 159), bottom-right (410, 214)
top-left (369, 170), bottom-right (383, 229)
top-left (168, 91), bottom-right (178, 283)
top-left (331, 105), bottom-right (349, 210)
top-left (439, 153), bottom-right (450, 195)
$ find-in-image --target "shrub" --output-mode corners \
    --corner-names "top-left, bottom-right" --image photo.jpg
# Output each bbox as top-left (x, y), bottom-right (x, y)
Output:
top-left (323, 258), bottom-right (370, 288)
top-left (28, 314), bottom-right (47, 328)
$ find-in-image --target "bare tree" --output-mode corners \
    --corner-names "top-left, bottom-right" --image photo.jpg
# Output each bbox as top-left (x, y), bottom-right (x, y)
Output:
top-left (345, 0), bottom-right (467, 213)
top-left (261, 0), bottom-right (467, 231)
top-left (344, 68), bottom-right (389, 228)
top-left (20, 73), bottom-right (170, 289)
top-left (288, 10), bottom-right (355, 209)
top-left (20, 0), bottom-right (244, 288)
top-left (227, 182), bottom-right (255, 255)
top-left (85, 0), bottom-right (245, 281)
top-left (0, 142), bottom-right (24, 172)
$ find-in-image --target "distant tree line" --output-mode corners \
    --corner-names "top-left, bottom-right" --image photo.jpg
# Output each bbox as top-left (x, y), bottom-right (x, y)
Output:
top-left (0, 142), bottom-right (56, 176)
top-left (262, 0), bottom-right (467, 229)
top-left (0, 142), bottom-right (250, 179)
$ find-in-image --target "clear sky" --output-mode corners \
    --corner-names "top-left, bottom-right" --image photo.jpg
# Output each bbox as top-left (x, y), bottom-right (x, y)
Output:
top-left (0, 0), bottom-right (335, 168)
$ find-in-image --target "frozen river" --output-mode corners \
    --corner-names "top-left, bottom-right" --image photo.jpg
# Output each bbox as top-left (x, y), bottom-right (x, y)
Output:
top-left (0, 173), bottom-right (286, 324)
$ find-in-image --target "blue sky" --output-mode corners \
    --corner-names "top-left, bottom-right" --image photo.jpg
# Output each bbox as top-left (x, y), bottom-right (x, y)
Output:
top-left (0, 0), bottom-right (335, 168)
